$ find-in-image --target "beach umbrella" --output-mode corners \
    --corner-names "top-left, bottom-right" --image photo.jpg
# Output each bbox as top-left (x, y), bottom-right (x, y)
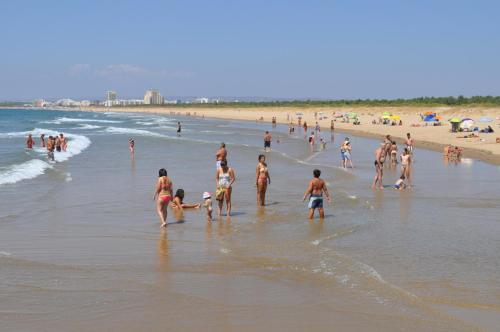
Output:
top-left (333, 111), bottom-right (344, 118)
top-left (479, 117), bottom-right (493, 123)
top-left (459, 118), bottom-right (474, 130)
top-left (390, 115), bottom-right (401, 121)
top-left (382, 115), bottom-right (391, 120)
top-left (449, 117), bottom-right (461, 123)
top-left (295, 112), bottom-right (304, 116)
top-left (382, 111), bottom-right (391, 117)
top-left (347, 112), bottom-right (358, 119)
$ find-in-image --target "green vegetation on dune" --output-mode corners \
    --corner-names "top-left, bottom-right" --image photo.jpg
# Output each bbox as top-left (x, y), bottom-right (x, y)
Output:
top-left (114, 95), bottom-right (500, 108)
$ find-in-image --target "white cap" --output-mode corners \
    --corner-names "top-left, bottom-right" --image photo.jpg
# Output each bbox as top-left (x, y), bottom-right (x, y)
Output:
top-left (203, 192), bottom-right (211, 199)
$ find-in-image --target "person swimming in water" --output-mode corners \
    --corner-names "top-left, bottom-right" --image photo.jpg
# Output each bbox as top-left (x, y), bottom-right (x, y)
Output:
top-left (153, 168), bottom-right (173, 227)
top-left (302, 169), bottom-right (331, 219)
top-left (215, 160), bottom-right (235, 217)
top-left (171, 189), bottom-right (201, 209)
top-left (256, 154), bottom-right (271, 206)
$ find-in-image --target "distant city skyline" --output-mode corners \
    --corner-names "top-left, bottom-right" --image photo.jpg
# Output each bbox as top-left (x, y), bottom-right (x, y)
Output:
top-left (1, 0), bottom-right (499, 100)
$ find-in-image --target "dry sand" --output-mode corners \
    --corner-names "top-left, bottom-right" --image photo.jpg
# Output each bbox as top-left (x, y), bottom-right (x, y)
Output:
top-left (84, 105), bottom-right (500, 165)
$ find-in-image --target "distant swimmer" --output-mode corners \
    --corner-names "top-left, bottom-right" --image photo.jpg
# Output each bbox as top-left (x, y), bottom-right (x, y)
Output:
top-left (59, 133), bottom-right (67, 152)
top-left (26, 134), bottom-right (35, 149)
top-left (46, 136), bottom-right (55, 161)
top-left (40, 134), bottom-right (46, 148)
top-left (302, 169), bottom-right (331, 219)
top-left (264, 131), bottom-right (272, 152)
top-left (128, 138), bottom-right (135, 154)
top-left (171, 189), bottom-right (201, 209)
top-left (215, 160), bottom-right (235, 217)
top-left (203, 192), bottom-right (213, 222)
top-left (216, 142), bottom-right (227, 169)
top-left (153, 168), bottom-right (173, 227)
top-left (405, 133), bottom-right (415, 155)
top-left (372, 142), bottom-right (385, 189)
top-left (256, 154), bottom-right (271, 206)
top-left (177, 122), bottom-right (181, 136)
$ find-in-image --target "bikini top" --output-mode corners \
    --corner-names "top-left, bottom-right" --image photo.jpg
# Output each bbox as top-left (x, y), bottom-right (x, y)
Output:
top-left (159, 177), bottom-right (172, 192)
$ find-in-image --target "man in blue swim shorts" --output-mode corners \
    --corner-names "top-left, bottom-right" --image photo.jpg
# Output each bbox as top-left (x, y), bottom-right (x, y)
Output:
top-left (302, 169), bottom-right (331, 219)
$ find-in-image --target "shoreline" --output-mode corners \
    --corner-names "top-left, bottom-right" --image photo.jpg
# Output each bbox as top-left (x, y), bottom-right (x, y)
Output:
top-left (27, 105), bottom-right (500, 165)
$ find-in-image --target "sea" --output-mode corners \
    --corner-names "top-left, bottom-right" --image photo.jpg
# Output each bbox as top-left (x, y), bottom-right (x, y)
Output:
top-left (0, 108), bottom-right (499, 331)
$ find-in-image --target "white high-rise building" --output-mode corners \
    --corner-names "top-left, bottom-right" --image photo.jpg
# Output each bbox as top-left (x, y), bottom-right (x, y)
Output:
top-left (143, 89), bottom-right (164, 105)
top-left (106, 91), bottom-right (117, 101)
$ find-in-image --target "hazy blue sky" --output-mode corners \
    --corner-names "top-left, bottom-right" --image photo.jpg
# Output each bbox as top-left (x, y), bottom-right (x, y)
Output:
top-left (1, 0), bottom-right (499, 100)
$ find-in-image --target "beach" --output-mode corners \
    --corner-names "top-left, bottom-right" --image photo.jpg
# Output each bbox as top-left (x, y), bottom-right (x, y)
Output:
top-left (1, 108), bottom-right (499, 331)
top-left (82, 105), bottom-right (500, 165)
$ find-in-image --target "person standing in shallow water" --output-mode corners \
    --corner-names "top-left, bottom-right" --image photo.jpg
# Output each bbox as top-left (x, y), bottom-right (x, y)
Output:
top-left (264, 131), bottom-right (272, 152)
top-left (303, 169), bottom-right (331, 219)
top-left (26, 134), bottom-right (35, 149)
top-left (177, 122), bottom-right (181, 136)
top-left (256, 154), bottom-right (271, 206)
top-left (216, 142), bottom-right (227, 169)
top-left (372, 143), bottom-right (385, 189)
top-left (215, 160), bottom-right (235, 217)
top-left (153, 168), bottom-right (173, 227)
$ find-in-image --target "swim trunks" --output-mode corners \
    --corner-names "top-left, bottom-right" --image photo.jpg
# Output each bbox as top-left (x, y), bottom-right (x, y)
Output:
top-left (264, 141), bottom-right (271, 148)
top-left (308, 195), bottom-right (323, 209)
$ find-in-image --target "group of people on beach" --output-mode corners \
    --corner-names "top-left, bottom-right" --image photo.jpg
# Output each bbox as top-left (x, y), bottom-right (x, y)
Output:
top-left (26, 133), bottom-right (67, 161)
top-left (372, 133), bottom-right (414, 190)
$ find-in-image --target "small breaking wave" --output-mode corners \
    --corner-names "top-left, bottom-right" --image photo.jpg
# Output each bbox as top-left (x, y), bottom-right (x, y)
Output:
top-left (0, 159), bottom-right (53, 185)
top-left (41, 117), bottom-right (122, 124)
top-left (77, 124), bottom-right (101, 130)
top-left (104, 127), bottom-right (167, 138)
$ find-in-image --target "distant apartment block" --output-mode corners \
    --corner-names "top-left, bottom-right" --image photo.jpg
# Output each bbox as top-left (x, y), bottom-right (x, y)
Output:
top-left (144, 89), bottom-right (164, 105)
top-left (106, 91), bottom-right (117, 101)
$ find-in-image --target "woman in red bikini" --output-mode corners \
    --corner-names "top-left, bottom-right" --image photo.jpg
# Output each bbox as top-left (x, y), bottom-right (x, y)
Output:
top-left (153, 168), bottom-right (173, 227)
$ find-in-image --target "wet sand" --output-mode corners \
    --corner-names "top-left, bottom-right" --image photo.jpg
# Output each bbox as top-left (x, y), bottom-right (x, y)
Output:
top-left (1, 109), bottom-right (499, 331)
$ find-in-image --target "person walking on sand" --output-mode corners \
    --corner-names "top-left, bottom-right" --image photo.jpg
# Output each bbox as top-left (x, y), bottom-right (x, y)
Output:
top-left (256, 154), bottom-right (271, 206)
top-left (264, 131), bottom-right (272, 152)
top-left (303, 169), bottom-right (331, 219)
top-left (215, 160), bottom-right (235, 217)
top-left (26, 134), bottom-right (35, 149)
top-left (372, 143), bottom-right (385, 189)
top-left (153, 168), bottom-right (173, 227)
top-left (216, 142), bottom-right (227, 169)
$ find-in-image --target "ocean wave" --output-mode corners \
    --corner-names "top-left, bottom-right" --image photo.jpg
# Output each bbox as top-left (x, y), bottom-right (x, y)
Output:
top-left (0, 128), bottom-right (91, 184)
top-left (0, 159), bottom-right (52, 186)
top-left (41, 117), bottom-right (122, 124)
top-left (104, 127), bottom-right (167, 138)
top-left (77, 124), bottom-right (101, 130)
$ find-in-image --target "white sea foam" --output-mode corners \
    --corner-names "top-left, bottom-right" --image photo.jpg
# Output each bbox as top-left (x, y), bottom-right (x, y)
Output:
top-left (0, 251), bottom-right (12, 257)
top-left (0, 159), bottom-right (53, 185)
top-left (104, 127), bottom-right (167, 138)
top-left (42, 117), bottom-right (122, 124)
top-left (77, 124), bottom-right (101, 130)
top-left (0, 128), bottom-right (91, 184)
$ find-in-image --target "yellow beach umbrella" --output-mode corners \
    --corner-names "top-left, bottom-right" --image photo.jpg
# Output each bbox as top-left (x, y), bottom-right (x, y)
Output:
top-left (390, 115), bottom-right (401, 121)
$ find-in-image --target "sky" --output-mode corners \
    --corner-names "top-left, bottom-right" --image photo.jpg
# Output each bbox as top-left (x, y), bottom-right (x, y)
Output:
top-left (1, 0), bottom-right (499, 100)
